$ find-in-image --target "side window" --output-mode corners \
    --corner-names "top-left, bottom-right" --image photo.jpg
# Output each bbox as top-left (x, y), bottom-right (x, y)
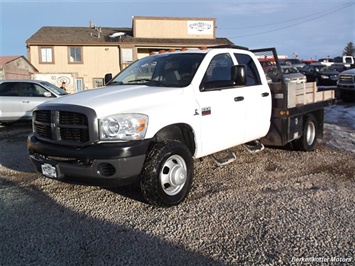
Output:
top-left (0, 83), bottom-right (17, 96)
top-left (33, 84), bottom-right (50, 97)
top-left (15, 83), bottom-right (37, 97)
top-left (206, 53), bottom-right (233, 82)
top-left (201, 53), bottom-right (234, 91)
top-left (234, 53), bottom-right (262, 86)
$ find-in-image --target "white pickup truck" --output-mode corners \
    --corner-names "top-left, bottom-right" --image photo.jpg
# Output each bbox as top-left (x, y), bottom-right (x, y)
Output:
top-left (27, 46), bottom-right (335, 207)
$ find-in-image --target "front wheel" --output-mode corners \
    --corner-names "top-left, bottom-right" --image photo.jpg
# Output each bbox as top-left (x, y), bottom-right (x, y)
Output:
top-left (140, 141), bottom-right (193, 207)
top-left (292, 114), bottom-right (318, 151)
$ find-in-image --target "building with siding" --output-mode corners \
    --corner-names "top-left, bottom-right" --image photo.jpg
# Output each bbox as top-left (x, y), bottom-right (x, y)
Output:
top-left (26, 16), bottom-right (233, 92)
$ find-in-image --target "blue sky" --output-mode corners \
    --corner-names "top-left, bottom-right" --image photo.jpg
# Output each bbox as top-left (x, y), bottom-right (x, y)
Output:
top-left (0, 0), bottom-right (354, 60)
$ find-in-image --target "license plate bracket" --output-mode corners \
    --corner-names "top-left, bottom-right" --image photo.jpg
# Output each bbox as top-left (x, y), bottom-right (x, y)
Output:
top-left (41, 163), bottom-right (57, 178)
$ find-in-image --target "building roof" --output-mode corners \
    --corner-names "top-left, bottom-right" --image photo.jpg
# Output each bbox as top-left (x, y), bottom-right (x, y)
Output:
top-left (26, 26), bottom-right (233, 47)
top-left (0, 56), bottom-right (22, 67)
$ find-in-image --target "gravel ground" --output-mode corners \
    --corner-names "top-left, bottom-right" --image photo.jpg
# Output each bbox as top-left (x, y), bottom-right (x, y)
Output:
top-left (0, 105), bottom-right (354, 265)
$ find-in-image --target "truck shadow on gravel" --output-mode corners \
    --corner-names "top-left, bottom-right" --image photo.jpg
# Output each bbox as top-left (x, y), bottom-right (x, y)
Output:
top-left (106, 184), bottom-right (147, 205)
top-left (0, 122), bottom-right (35, 173)
top-left (0, 177), bottom-right (223, 266)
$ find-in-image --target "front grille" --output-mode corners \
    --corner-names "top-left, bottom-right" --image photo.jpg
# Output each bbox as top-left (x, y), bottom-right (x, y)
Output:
top-left (34, 110), bottom-right (90, 145)
top-left (35, 110), bottom-right (51, 123)
top-left (59, 111), bottom-right (87, 125)
top-left (339, 74), bottom-right (355, 84)
top-left (330, 75), bottom-right (338, 80)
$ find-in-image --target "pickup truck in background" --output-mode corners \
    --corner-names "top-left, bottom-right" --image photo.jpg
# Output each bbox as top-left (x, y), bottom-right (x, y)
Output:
top-left (337, 68), bottom-right (355, 102)
top-left (27, 46), bottom-right (335, 207)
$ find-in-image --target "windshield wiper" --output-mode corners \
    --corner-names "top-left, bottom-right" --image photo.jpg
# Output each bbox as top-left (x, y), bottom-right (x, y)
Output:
top-left (107, 81), bottom-right (124, 85)
top-left (127, 79), bottom-right (152, 83)
top-left (112, 78), bottom-right (183, 87)
top-left (126, 79), bottom-right (175, 87)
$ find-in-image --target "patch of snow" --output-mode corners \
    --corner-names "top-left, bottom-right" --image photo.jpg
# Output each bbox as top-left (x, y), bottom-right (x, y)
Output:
top-left (324, 102), bottom-right (355, 153)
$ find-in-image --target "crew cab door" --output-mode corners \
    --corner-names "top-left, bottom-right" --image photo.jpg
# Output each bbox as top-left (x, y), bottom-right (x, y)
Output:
top-left (194, 53), bottom-right (246, 156)
top-left (233, 52), bottom-right (271, 141)
top-left (195, 52), bottom-right (271, 157)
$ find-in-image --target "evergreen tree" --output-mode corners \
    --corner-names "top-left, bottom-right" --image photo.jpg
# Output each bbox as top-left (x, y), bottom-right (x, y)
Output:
top-left (343, 42), bottom-right (355, 57)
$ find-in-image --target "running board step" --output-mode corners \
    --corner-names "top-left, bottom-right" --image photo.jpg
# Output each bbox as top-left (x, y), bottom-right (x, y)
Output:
top-left (243, 140), bottom-right (265, 153)
top-left (210, 149), bottom-right (236, 166)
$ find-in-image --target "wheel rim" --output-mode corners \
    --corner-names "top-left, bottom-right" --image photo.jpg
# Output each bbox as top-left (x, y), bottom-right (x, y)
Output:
top-left (159, 155), bottom-right (187, 196)
top-left (306, 121), bottom-right (316, 145)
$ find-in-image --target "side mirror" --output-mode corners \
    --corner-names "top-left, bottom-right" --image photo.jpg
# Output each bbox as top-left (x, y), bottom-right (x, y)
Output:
top-left (231, 65), bottom-right (247, 86)
top-left (104, 73), bottom-right (113, 85)
top-left (44, 91), bottom-right (52, 97)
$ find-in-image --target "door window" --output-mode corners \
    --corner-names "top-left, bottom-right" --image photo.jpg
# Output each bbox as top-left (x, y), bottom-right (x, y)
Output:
top-left (201, 53), bottom-right (234, 91)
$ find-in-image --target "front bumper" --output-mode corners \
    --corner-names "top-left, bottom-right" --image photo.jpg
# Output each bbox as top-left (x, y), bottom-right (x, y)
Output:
top-left (319, 79), bottom-right (338, 86)
top-left (27, 133), bottom-right (151, 187)
top-left (337, 84), bottom-right (355, 91)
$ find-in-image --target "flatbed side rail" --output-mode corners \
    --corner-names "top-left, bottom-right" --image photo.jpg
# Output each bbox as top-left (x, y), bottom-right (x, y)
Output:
top-left (287, 82), bottom-right (335, 108)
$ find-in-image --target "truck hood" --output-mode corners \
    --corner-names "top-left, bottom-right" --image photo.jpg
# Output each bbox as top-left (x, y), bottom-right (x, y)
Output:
top-left (42, 85), bottom-right (184, 117)
top-left (340, 68), bottom-right (355, 75)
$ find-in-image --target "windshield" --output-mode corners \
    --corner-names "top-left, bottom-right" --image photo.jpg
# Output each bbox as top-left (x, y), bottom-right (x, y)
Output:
top-left (315, 65), bottom-right (336, 72)
top-left (281, 67), bottom-right (299, 74)
top-left (40, 81), bottom-right (68, 95)
top-left (108, 52), bottom-right (205, 87)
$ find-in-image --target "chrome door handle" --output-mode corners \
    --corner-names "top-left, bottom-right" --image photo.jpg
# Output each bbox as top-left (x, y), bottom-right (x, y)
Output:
top-left (234, 96), bottom-right (244, 102)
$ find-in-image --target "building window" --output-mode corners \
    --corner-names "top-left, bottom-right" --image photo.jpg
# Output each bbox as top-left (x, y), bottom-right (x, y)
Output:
top-left (121, 48), bottom-right (133, 63)
top-left (39, 47), bottom-right (54, 63)
top-left (69, 47), bottom-right (82, 63)
top-left (93, 78), bottom-right (104, 88)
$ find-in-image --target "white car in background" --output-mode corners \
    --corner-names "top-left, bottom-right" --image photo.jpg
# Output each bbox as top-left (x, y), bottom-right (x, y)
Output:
top-left (0, 80), bottom-right (68, 124)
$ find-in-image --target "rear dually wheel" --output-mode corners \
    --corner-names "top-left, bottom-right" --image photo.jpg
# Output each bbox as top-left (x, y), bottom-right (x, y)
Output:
top-left (293, 114), bottom-right (318, 151)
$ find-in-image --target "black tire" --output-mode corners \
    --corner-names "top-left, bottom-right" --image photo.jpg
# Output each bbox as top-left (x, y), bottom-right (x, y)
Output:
top-left (293, 114), bottom-right (318, 151)
top-left (140, 140), bottom-right (193, 207)
top-left (340, 90), bottom-right (355, 102)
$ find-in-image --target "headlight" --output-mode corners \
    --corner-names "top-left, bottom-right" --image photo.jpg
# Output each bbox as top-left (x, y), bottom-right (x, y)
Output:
top-left (99, 114), bottom-right (148, 141)
top-left (321, 75), bottom-right (329, 79)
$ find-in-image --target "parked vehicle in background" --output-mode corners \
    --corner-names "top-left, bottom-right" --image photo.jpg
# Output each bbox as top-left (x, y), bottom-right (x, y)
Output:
top-left (301, 59), bottom-right (315, 65)
top-left (299, 64), bottom-right (339, 86)
top-left (340, 56), bottom-right (354, 68)
top-left (333, 56), bottom-right (355, 69)
top-left (331, 63), bottom-right (347, 73)
top-left (258, 58), bottom-right (274, 71)
top-left (266, 66), bottom-right (306, 83)
top-left (279, 58), bottom-right (305, 69)
top-left (337, 68), bottom-right (355, 102)
top-left (0, 80), bottom-right (68, 124)
top-left (318, 58), bottom-right (334, 67)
